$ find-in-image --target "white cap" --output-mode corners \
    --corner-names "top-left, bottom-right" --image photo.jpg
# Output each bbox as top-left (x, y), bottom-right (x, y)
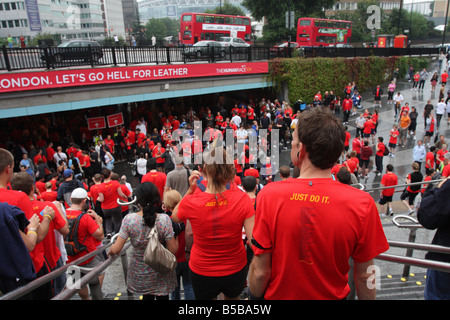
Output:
top-left (71, 188), bottom-right (88, 199)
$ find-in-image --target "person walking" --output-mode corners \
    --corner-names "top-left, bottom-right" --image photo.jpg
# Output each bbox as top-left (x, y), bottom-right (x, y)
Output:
top-left (248, 108), bottom-right (389, 300)
top-left (171, 147), bottom-right (255, 300)
top-left (109, 182), bottom-right (178, 300)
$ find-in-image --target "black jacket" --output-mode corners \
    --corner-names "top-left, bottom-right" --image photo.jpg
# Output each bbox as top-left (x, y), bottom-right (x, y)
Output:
top-left (417, 179), bottom-right (450, 263)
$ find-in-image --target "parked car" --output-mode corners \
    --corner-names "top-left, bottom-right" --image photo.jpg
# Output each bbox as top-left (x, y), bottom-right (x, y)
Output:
top-left (269, 41), bottom-right (300, 57)
top-left (334, 43), bottom-right (353, 48)
top-left (183, 40), bottom-right (226, 58)
top-left (217, 37), bottom-right (250, 52)
top-left (41, 40), bottom-right (103, 63)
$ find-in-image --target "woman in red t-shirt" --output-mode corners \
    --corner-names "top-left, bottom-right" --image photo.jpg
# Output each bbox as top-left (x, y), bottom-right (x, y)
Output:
top-left (97, 168), bottom-right (127, 238)
top-left (172, 147), bottom-right (255, 300)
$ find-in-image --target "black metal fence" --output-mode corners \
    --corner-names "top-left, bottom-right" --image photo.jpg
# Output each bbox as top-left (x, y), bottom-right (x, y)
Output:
top-left (0, 45), bottom-right (439, 72)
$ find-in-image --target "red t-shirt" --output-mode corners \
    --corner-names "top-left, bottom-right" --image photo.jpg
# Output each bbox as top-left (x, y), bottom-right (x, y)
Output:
top-left (442, 164), bottom-right (450, 177)
top-left (89, 184), bottom-right (101, 203)
top-left (381, 172), bottom-right (398, 196)
top-left (40, 190), bottom-right (57, 202)
top-left (244, 168), bottom-right (259, 178)
top-left (252, 178), bottom-right (389, 300)
top-left (31, 200), bottom-right (66, 270)
top-left (344, 159), bottom-right (357, 173)
top-left (141, 171), bottom-right (167, 199)
top-left (35, 181), bottom-right (47, 194)
top-left (152, 146), bottom-right (165, 164)
top-left (363, 120), bottom-right (374, 134)
top-left (176, 189), bottom-right (255, 277)
top-left (98, 180), bottom-right (121, 209)
top-left (65, 209), bottom-right (101, 265)
top-left (437, 149), bottom-right (448, 164)
top-left (352, 138), bottom-right (361, 154)
top-left (389, 130), bottom-right (399, 144)
top-left (425, 151), bottom-right (435, 169)
top-left (441, 72), bottom-right (449, 82)
top-left (344, 131), bottom-right (351, 147)
top-left (0, 188), bottom-right (33, 218)
top-left (376, 143), bottom-right (385, 157)
top-left (119, 184), bottom-right (131, 213)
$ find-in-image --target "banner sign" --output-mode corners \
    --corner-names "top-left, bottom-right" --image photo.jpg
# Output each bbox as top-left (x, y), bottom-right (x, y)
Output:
top-left (107, 113), bottom-right (124, 128)
top-left (0, 62), bottom-right (268, 94)
top-left (87, 116), bottom-right (106, 131)
top-left (24, 0), bottom-right (42, 32)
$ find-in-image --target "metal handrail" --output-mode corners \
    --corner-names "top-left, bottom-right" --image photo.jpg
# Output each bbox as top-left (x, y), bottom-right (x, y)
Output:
top-left (0, 237), bottom-right (129, 300)
top-left (359, 178), bottom-right (446, 193)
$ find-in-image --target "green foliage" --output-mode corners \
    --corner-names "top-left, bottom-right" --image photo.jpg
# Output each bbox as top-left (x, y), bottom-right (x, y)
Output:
top-left (205, 2), bottom-right (246, 16)
top-left (395, 56), bottom-right (430, 78)
top-left (267, 55), bottom-right (428, 104)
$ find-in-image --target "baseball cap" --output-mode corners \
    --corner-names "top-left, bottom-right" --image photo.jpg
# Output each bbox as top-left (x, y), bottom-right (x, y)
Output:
top-left (63, 169), bottom-right (73, 177)
top-left (71, 188), bottom-right (88, 199)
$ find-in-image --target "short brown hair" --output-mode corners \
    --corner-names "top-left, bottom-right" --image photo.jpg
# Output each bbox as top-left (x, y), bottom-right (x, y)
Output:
top-left (279, 165), bottom-right (290, 179)
top-left (296, 108), bottom-right (345, 170)
top-left (10, 172), bottom-right (34, 195)
top-left (0, 148), bottom-right (14, 173)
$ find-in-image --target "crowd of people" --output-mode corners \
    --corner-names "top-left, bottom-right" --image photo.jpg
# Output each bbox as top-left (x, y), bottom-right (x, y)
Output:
top-left (1, 64), bottom-right (449, 301)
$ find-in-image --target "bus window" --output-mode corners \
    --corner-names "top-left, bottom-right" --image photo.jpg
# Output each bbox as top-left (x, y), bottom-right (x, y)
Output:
top-left (205, 16), bottom-right (214, 23)
top-left (299, 19), bottom-right (311, 26)
top-left (215, 33), bottom-right (226, 40)
top-left (346, 23), bottom-right (351, 29)
top-left (235, 17), bottom-right (243, 25)
top-left (205, 33), bottom-right (214, 40)
top-left (243, 18), bottom-right (250, 25)
top-left (216, 17), bottom-right (224, 24)
top-left (317, 36), bottom-right (336, 44)
top-left (225, 17), bottom-right (233, 24)
top-left (196, 15), bottom-right (204, 23)
top-left (182, 14), bottom-right (192, 22)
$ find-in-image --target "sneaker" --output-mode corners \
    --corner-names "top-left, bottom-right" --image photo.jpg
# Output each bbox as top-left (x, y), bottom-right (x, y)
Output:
top-left (377, 172), bottom-right (381, 176)
top-left (408, 209), bottom-right (414, 216)
top-left (389, 208), bottom-right (394, 216)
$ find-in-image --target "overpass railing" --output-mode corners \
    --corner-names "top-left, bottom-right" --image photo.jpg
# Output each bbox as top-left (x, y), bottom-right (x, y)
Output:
top-left (0, 45), bottom-right (439, 72)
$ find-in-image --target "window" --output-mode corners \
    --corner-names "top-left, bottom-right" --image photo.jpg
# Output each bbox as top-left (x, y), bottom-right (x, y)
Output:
top-left (196, 15), bottom-right (204, 23)
top-left (235, 17), bottom-right (243, 25)
top-left (216, 16), bottom-right (224, 24)
top-left (225, 17), bottom-right (233, 24)
top-left (182, 14), bottom-right (192, 22)
top-left (243, 18), bottom-right (250, 26)
top-left (299, 19), bottom-right (311, 26)
top-left (205, 16), bottom-right (214, 23)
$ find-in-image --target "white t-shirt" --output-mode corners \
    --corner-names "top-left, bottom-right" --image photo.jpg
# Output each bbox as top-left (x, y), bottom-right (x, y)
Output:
top-left (436, 102), bottom-right (446, 115)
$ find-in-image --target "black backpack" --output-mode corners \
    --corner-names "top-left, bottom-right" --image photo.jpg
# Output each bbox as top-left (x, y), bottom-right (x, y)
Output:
top-left (383, 144), bottom-right (390, 156)
top-left (64, 212), bottom-right (88, 256)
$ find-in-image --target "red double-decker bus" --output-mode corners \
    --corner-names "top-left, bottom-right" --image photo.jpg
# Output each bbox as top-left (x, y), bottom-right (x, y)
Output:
top-left (180, 12), bottom-right (251, 45)
top-left (296, 17), bottom-right (352, 47)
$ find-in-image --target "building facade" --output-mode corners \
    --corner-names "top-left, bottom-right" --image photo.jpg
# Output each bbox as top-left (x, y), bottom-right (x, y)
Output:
top-left (0, 0), bottom-right (125, 46)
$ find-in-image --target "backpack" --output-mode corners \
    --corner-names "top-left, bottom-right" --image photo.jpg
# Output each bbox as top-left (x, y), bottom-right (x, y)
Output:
top-left (64, 212), bottom-right (88, 256)
top-left (383, 144), bottom-right (389, 156)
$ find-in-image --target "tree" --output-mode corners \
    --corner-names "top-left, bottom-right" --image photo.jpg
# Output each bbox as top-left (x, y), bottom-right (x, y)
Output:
top-left (205, 2), bottom-right (246, 16)
top-left (242, 0), bottom-right (336, 42)
top-left (384, 8), bottom-right (440, 40)
top-left (144, 18), bottom-right (179, 45)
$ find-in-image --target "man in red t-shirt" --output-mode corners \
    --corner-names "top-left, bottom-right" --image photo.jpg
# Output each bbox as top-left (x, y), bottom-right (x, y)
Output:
top-left (152, 142), bottom-right (165, 172)
top-left (40, 181), bottom-right (58, 202)
top-left (249, 108), bottom-right (389, 300)
top-left (66, 187), bottom-right (104, 300)
top-left (342, 95), bottom-right (353, 124)
top-left (379, 164), bottom-right (398, 216)
top-left (375, 137), bottom-right (386, 176)
top-left (10, 172), bottom-right (59, 299)
top-left (141, 158), bottom-right (167, 199)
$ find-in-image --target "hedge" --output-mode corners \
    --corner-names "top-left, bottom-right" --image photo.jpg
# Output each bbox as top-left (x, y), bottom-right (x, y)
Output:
top-left (267, 56), bottom-right (429, 104)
